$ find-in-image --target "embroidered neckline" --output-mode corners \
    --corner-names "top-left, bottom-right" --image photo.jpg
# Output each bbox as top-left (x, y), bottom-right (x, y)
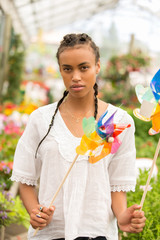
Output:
top-left (57, 109), bottom-right (82, 140)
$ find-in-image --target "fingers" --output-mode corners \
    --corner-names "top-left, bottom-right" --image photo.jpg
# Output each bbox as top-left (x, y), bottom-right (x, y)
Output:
top-left (30, 211), bottom-right (47, 230)
top-left (132, 209), bottom-right (145, 219)
top-left (128, 204), bottom-right (142, 214)
top-left (30, 205), bottom-right (55, 230)
top-left (42, 206), bottom-right (55, 216)
top-left (130, 209), bottom-right (146, 233)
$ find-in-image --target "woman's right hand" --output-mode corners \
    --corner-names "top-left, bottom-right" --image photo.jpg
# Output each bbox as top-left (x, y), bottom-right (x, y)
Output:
top-left (30, 204), bottom-right (55, 230)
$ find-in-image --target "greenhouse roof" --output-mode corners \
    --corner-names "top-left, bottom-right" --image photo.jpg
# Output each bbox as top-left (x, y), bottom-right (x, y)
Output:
top-left (1, 0), bottom-right (160, 50)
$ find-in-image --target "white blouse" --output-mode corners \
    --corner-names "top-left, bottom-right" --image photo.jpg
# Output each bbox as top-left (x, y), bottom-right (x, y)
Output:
top-left (11, 102), bottom-right (136, 240)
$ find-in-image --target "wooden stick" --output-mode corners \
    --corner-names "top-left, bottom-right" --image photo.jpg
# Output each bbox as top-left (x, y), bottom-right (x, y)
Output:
top-left (140, 137), bottom-right (160, 209)
top-left (33, 154), bottom-right (79, 236)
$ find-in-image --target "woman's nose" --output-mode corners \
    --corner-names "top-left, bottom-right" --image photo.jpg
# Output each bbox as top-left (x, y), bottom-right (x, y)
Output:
top-left (72, 70), bottom-right (81, 81)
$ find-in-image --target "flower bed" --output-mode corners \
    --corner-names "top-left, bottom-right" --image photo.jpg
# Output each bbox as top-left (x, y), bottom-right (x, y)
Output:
top-left (0, 80), bottom-right (51, 233)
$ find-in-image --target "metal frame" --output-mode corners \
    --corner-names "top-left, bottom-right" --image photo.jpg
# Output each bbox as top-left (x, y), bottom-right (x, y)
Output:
top-left (1, 0), bottom-right (160, 43)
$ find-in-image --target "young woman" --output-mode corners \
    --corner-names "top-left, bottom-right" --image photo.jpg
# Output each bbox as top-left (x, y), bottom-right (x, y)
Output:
top-left (11, 33), bottom-right (146, 240)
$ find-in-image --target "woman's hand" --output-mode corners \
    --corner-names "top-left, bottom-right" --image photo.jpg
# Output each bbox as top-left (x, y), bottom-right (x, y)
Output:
top-left (117, 204), bottom-right (146, 233)
top-left (30, 204), bottom-right (55, 230)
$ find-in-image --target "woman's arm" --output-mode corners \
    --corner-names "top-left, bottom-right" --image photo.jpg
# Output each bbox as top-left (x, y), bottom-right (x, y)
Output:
top-left (19, 183), bottom-right (39, 214)
top-left (111, 191), bottom-right (146, 233)
top-left (19, 183), bottom-right (55, 230)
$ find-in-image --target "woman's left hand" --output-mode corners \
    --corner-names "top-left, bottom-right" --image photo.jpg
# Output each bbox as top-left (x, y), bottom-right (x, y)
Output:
top-left (117, 204), bottom-right (146, 233)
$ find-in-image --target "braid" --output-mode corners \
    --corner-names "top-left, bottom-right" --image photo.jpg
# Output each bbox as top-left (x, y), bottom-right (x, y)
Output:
top-left (93, 82), bottom-right (98, 119)
top-left (35, 90), bottom-right (69, 158)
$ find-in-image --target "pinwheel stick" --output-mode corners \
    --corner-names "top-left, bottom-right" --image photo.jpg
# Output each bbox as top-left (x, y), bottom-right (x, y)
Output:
top-left (33, 153), bottom-right (79, 236)
top-left (140, 137), bottom-right (160, 209)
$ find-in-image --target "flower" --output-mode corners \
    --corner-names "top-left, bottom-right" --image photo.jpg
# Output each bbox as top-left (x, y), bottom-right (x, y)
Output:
top-left (0, 161), bottom-right (13, 174)
top-left (140, 185), bottom-right (152, 191)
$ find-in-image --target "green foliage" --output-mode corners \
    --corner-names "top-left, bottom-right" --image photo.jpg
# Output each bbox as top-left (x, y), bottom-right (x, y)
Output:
top-left (0, 184), bottom-right (29, 228)
top-left (4, 31), bottom-right (25, 102)
top-left (120, 170), bottom-right (160, 239)
top-left (0, 133), bottom-right (19, 190)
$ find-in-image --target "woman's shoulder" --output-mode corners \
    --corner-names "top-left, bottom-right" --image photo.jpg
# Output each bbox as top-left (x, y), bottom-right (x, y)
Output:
top-left (37, 102), bottom-right (58, 114)
top-left (28, 102), bottom-right (58, 124)
top-left (98, 99), bottom-right (134, 125)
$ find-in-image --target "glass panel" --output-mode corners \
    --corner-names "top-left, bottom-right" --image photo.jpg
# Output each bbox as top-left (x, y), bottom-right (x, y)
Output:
top-left (10, 0), bottom-right (160, 50)
top-left (138, 0), bottom-right (160, 12)
top-left (14, 0), bottom-right (30, 8)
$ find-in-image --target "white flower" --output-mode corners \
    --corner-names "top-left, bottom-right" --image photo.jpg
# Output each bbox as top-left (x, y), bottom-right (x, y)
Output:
top-left (140, 185), bottom-right (152, 191)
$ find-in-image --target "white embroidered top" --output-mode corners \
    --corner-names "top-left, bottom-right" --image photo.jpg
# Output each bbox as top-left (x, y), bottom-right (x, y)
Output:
top-left (11, 102), bottom-right (136, 240)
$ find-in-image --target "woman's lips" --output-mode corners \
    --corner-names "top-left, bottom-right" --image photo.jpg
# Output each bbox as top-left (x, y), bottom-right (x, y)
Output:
top-left (70, 85), bottom-right (85, 91)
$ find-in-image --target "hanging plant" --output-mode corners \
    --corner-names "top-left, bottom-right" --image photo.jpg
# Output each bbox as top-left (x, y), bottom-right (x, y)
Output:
top-left (4, 31), bottom-right (25, 103)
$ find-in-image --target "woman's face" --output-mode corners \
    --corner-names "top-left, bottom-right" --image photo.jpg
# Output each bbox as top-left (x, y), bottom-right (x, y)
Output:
top-left (59, 45), bottom-right (100, 99)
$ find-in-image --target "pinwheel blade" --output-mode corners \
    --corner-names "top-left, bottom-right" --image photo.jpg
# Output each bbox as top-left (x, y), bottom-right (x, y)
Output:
top-left (89, 141), bottom-right (112, 164)
top-left (149, 103), bottom-right (160, 135)
top-left (103, 111), bottom-right (117, 129)
top-left (96, 110), bottom-right (117, 139)
top-left (76, 133), bottom-right (99, 155)
top-left (133, 108), bottom-right (151, 122)
top-left (111, 137), bottom-right (121, 154)
top-left (150, 69), bottom-right (160, 103)
top-left (135, 84), bottom-right (155, 104)
top-left (82, 117), bottom-right (96, 137)
top-left (113, 124), bottom-right (131, 137)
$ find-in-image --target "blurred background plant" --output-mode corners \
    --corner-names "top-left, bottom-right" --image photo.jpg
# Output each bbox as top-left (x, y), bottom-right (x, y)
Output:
top-left (100, 51), bottom-right (151, 108)
top-left (104, 51), bottom-right (150, 85)
top-left (3, 32), bottom-right (26, 103)
top-left (0, 183), bottom-right (29, 229)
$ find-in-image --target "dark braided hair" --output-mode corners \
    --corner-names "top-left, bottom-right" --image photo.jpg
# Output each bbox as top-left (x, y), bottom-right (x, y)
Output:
top-left (35, 33), bottom-right (100, 157)
top-left (93, 82), bottom-right (98, 119)
top-left (35, 90), bottom-right (69, 157)
top-left (56, 33), bottom-right (100, 64)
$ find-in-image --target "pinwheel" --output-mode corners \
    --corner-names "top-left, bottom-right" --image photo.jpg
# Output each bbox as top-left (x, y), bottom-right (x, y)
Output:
top-left (76, 110), bottom-right (131, 163)
top-left (133, 68), bottom-right (160, 209)
top-left (133, 69), bottom-right (160, 135)
top-left (34, 109), bottom-right (131, 235)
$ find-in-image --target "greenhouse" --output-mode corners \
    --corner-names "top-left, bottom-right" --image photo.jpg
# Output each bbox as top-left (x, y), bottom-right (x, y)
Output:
top-left (0, 0), bottom-right (160, 239)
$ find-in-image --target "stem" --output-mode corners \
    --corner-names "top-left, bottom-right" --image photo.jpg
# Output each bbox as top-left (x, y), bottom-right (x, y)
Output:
top-left (140, 138), bottom-right (160, 209)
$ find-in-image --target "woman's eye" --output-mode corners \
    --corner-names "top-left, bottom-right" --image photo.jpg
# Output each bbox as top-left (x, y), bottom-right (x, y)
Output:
top-left (63, 68), bottom-right (71, 72)
top-left (81, 66), bottom-right (89, 71)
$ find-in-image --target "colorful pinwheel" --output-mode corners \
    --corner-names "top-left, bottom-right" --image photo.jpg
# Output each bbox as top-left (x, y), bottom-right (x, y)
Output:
top-left (133, 69), bottom-right (160, 135)
top-left (76, 109), bottom-right (131, 163)
top-left (133, 68), bottom-right (160, 209)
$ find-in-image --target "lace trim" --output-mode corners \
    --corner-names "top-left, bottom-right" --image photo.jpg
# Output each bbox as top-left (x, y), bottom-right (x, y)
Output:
top-left (10, 174), bottom-right (37, 186)
top-left (111, 184), bottom-right (135, 192)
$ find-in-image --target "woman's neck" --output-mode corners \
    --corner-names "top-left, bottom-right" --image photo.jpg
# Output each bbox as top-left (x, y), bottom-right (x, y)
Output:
top-left (65, 94), bottom-right (95, 113)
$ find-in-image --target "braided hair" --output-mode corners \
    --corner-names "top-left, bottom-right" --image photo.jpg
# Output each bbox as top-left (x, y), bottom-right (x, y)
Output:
top-left (35, 33), bottom-right (100, 157)
top-left (56, 33), bottom-right (100, 64)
